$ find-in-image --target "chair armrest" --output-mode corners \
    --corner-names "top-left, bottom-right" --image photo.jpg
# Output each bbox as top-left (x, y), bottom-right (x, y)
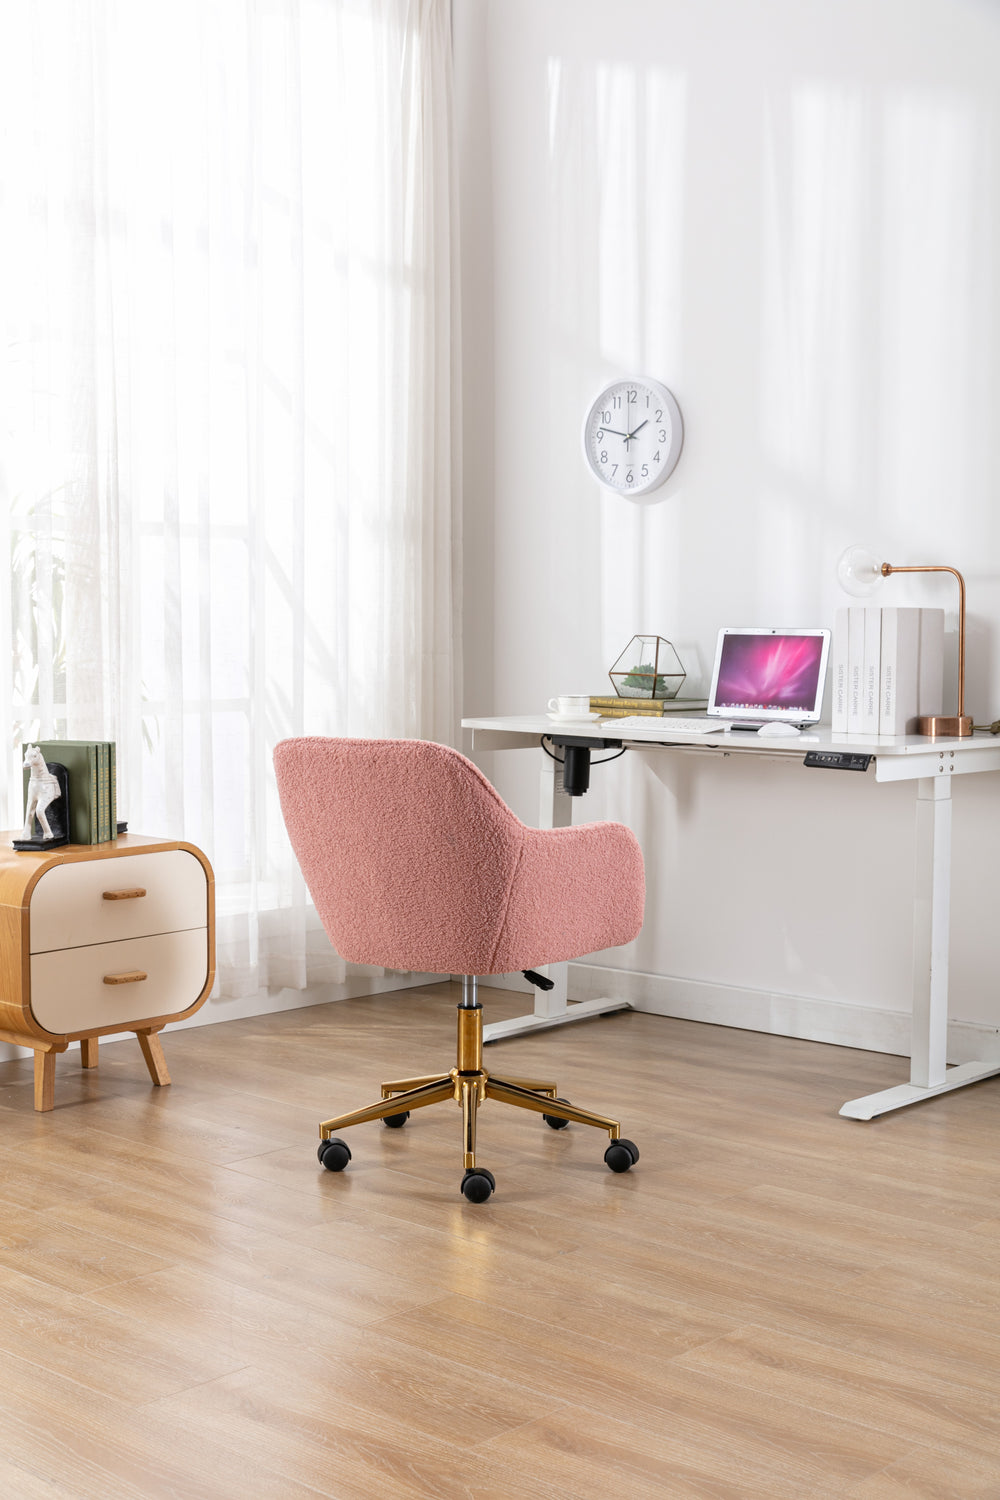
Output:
top-left (489, 820), bottom-right (644, 973)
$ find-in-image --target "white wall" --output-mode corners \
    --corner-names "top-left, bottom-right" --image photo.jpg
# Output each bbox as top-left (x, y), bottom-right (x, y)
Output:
top-left (455, 0), bottom-right (1000, 1056)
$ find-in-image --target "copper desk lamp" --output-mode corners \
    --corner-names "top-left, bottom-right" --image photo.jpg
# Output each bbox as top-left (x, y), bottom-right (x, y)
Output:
top-left (837, 545), bottom-right (972, 738)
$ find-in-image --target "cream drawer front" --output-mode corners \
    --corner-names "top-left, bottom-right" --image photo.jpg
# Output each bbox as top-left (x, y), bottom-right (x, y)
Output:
top-left (30, 928), bottom-right (209, 1034)
top-left (30, 850), bottom-right (208, 954)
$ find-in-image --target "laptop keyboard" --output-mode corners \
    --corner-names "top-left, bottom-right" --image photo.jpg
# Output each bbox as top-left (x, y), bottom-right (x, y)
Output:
top-left (603, 716), bottom-right (733, 734)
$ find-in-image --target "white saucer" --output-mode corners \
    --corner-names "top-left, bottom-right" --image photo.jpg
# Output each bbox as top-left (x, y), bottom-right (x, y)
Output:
top-left (546, 711), bottom-right (601, 723)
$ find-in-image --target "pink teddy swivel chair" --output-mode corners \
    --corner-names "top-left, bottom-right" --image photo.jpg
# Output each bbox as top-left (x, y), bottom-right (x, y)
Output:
top-left (273, 736), bottom-right (645, 1202)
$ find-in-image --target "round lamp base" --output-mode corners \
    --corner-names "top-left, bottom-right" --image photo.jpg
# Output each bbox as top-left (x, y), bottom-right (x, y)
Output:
top-left (915, 714), bottom-right (973, 738)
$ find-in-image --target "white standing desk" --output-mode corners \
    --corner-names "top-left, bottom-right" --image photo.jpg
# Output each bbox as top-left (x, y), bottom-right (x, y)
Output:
top-left (462, 714), bottom-right (1000, 1119)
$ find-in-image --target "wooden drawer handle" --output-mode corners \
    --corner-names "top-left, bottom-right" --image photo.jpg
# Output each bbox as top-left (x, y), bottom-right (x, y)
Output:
top-left (103, 970), bottom-right (148, 986)
top-left (103, 888), bottom-right (147, 901)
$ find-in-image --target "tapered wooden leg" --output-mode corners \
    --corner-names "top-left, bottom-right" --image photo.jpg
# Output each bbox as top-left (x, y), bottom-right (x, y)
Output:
top-left (80, 1037), bottom-right (99, 1069)
top-left (136, 1029), bottom-right (171, 1087)
top-left (34, 1049), bottom-right (56, 1112)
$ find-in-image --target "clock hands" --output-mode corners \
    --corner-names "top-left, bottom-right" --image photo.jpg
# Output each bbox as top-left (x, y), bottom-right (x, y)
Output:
top-left (600, 424), bottom-right (646, 450)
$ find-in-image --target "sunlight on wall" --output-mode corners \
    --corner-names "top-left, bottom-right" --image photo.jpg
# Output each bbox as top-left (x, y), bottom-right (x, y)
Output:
top-left (761, 87), bottom-right (867, 495)
top-left (760, 80), bottom-right (990, 622)
top-left (758, 86), bottom-right (868, 620)
top-left (880, 93), bottom-right (983, 553)
top-left (546, 55), bottom-right (688, 680)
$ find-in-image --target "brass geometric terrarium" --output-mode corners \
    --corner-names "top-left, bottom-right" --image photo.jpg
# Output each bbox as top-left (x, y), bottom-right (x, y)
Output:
top-left (609, 635), bottom-right (686, 699)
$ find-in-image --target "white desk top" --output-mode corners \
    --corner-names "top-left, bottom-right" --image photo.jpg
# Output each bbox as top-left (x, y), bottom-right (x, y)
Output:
top-left (461, 715), bottom-right (1000, 783)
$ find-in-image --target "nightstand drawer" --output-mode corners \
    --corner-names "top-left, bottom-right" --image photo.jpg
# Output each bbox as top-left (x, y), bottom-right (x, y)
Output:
top-left (29, 928), bottom-right (210, 1034)
top-left (29, 850), bottom-right (209, 953)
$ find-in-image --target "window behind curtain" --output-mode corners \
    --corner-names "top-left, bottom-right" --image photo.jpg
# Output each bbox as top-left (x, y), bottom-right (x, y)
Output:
top-left (0, 0), bottom-right (459, 1001)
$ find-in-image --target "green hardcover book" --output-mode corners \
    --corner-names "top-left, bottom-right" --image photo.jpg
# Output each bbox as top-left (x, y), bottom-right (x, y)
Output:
top-left (598, 707), bottom-right (711, 720)
top-left (98, 742), bottom-right (110, 842)
top-left (93, 746), bottom-right (103, 841)
top-left (24, 741), bottom-right (99, 845)
top-left (589, 696), bottom-right (708, 713)
top-left (597, 707), bottom-right (671, 719)
top-left (590, 695), bottom-right (665, 708)
top-left (109, 741), bottom-right (117, 836)
top-left (94, 741), bottom-right (103, 842)
top-left (590, 700), bottom-right (669, 714)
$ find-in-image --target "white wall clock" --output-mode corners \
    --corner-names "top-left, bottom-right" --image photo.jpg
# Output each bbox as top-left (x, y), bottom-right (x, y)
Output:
top-left (582, 376), bottom-right (683, 497)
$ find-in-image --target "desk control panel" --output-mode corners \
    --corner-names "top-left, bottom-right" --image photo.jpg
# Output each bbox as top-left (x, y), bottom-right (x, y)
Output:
top-left (803, 749), bottom-right (873, 773)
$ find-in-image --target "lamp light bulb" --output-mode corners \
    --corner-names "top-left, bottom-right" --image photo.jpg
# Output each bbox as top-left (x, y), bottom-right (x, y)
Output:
top-left (837, 544), bottom-right (884, 598)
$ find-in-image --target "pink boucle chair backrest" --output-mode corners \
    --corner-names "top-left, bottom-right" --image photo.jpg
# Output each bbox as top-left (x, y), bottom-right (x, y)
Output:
top-left (273, 736), bottom-right (644, 976)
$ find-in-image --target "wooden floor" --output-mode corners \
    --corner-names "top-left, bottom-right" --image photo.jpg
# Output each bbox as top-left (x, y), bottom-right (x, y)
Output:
top-left (0, 983), bottom-right (999, 1498)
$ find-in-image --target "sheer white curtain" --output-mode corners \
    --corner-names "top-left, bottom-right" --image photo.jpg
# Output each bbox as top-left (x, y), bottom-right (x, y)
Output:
top-left (0, 0), bottom-right (460, 1001)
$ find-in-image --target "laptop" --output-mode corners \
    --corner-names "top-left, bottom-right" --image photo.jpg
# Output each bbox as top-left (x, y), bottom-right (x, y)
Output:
top-left (707, 627), bottom-right (831, 730)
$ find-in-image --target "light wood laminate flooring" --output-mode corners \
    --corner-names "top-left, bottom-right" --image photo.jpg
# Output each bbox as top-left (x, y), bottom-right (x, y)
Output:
top-left (0, 981), bottom-right (999, 1498)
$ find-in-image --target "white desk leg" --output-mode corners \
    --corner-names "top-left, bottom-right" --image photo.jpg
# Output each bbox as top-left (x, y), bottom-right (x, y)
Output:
top-left (911, 774), bottom-right (951, 1090)
top-left (482, 750), bottom-right (632, 1044)
top-left (841, 774), bottom-right (1000, 1118)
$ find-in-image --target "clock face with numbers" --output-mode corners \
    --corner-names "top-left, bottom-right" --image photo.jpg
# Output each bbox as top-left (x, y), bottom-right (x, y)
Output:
top-left (582, 377), bottom-right (684, 497)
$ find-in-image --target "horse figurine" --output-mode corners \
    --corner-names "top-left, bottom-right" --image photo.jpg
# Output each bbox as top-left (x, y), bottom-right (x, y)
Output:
top-left (22, 746), bottom-right (61, 840)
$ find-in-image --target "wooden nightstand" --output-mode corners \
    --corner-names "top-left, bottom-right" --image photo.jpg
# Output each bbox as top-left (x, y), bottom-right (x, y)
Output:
top-left (0, 832), bottom-right (215, 1110)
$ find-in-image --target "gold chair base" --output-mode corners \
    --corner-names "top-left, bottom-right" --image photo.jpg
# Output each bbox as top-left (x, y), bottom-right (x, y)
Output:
top-left (319, 1000), bottom-right (621, 1171)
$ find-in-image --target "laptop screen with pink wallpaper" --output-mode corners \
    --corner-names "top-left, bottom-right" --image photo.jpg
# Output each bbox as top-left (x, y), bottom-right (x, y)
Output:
top-left (707, 627), bottom-right (830, 727)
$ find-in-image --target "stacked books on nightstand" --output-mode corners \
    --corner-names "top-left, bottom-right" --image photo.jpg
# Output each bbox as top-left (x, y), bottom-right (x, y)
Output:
top-left (23, 740), bottom-right (117, 844)
top-left (590, 696), bottom-right (709, 719)
top-left (831, 609), bottom-right (944, 735)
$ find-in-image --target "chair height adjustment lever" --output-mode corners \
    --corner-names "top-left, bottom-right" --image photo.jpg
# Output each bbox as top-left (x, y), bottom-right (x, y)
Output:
top-left (522, 969), bottom-right (555, 991)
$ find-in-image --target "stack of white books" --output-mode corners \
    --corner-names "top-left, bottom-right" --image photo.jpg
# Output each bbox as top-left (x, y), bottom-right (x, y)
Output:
top-left (831, 607), bottom-right (944, 735)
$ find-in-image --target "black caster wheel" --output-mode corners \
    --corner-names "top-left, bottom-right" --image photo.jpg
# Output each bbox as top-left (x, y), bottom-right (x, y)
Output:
top-left (382, 1111), bottom-right (410, 1128)
top-left (543, 1098), bottom-right (572, 1129)
top-left (460, 1167), bottom-right (496, 1203)
top-left (317, 1137), bottom-right (352, 1172)
top-left (604, 1138), bottom-right (639, 1174)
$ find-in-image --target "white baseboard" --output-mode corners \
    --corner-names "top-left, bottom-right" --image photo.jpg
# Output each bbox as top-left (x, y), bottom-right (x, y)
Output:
top-left (566, 962), bottom-right (1000, 1066)
top-left (10, 960), bottom-right (995, 1073)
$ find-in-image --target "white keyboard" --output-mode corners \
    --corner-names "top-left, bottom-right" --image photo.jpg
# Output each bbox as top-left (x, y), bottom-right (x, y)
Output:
top-left (602, 716), bottom-right (733, 734)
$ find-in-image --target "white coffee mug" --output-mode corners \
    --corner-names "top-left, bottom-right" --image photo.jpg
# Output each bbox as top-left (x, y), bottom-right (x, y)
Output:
top-left (547, 694), bottom-right (591, 716)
